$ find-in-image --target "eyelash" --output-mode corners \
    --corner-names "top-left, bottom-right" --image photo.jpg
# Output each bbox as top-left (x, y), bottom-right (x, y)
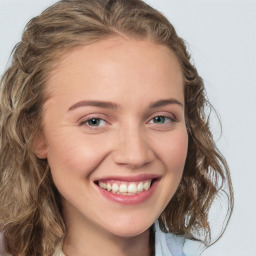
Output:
top-left (78, 116), bottom-right (108, 131)
top-left (79, 114), bottom-right (177, 131)
top-left (148, 116), bottom-right (176, 125)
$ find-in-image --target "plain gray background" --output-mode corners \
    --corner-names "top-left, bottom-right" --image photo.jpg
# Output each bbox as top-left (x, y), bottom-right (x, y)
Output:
top-left (0, 0), bottom-right (255, 255)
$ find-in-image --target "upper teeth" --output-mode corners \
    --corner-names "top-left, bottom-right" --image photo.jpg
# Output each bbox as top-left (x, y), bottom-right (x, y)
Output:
top-left (98, 180), bottom-right (152, 194)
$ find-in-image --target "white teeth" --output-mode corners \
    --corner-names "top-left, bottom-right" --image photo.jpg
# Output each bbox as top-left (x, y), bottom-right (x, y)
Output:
top-left (137, 182), bottom-right (144, 192)
top-left (119, 184), bottom-right (128, 193)
top-left (107, 183), bottom-right (112, 191)
top-left (99, 182), bottom-right (107, 190)
top-left (128, 183), bottom-right (137, 193)
top-left (112, 183), bottom-right (119, 193)
top-left (143, 180), bottom-right (151, 191)
top-left (98, 179), bottom-right (153, 195)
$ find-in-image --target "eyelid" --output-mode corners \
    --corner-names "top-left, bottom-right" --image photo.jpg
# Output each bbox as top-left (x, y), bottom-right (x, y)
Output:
top-left (146, 112), bottom-right (177, 123)
top-left (77, 113), bottom-right (109, 123)
top-left (145, 112), bottom-right (178, 131)
top-left (78, 114), bottom-right (110, 131)
top-left (147, 116), bottom-right (175, 124)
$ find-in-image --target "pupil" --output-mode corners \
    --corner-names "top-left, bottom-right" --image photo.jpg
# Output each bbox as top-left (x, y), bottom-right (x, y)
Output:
top-left (154, 116), bottom-right (165, 123)
top-left (89, 119), bottom-right (99, 126)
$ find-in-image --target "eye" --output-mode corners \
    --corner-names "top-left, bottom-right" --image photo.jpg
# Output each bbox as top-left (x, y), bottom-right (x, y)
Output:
top-left (147, 114), bottom-right (177, 131)
top-left (86, 118), bottom-right (106, 127)
top-left (149, 115), bottom-right (174, 124)
top-left (151, 116), bottom-right (169, 124)
top-left (79, 117), bottom-right (107, 130)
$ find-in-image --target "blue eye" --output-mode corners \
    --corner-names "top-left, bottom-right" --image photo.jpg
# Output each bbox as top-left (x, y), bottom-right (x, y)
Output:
top-left (147, 115), bottom-right (177, 131)
top-left (150, 116), bottom-right (173, 124)
top-left (86, 118), bottom-right (106, 127)
top-left (152, 116), bottom-right (168, 124)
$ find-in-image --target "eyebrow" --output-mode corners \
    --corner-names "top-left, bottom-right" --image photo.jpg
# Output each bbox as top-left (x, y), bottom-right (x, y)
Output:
top-left (68, 98), bottom-right (183, 111)
top-left (68, 100), bottom-right (119, 111)
top-left (149, 99), bottom-right (183, 108)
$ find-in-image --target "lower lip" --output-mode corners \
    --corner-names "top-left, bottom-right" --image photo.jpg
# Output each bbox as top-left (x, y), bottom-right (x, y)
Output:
top-left (96, 180), bottom-right (159, 205)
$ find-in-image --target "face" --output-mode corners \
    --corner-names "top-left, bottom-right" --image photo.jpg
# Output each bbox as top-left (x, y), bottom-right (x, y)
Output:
top-left (37, 36), bottom-right (188, 238)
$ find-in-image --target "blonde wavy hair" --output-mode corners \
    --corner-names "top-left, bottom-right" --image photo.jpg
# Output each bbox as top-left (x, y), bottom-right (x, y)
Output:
top-left (0, 0), bottom-right (233, 255)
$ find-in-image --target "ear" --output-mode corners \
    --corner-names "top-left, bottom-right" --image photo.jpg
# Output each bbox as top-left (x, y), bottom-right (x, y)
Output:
top-left (33, 131), bottom-right (48, 159)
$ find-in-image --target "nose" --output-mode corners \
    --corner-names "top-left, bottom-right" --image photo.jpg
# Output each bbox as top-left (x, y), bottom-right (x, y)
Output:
top-left (112, 125), bottom-right (155, 169)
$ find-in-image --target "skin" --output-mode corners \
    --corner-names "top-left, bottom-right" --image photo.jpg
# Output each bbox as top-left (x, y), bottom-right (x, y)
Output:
top-left (35, 36), bottom-right (188, 256)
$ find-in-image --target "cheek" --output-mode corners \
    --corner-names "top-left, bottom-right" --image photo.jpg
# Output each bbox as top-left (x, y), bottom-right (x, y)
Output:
top-left (146, 130), bottom-right (188, 216)
top-left (46, 133), bottom-right (109, 179)
top-left (158, 130), bottom-right (188, 173)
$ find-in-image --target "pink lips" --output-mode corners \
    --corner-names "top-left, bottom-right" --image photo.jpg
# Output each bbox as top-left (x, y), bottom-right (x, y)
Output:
top-left (95, 174), bottom-right (160, 183)
top-left (94, 174), bottom-right (160, 205)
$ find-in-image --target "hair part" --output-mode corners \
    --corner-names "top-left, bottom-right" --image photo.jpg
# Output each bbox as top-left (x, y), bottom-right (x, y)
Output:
top-left (0, 0), bottom-right (233, 255)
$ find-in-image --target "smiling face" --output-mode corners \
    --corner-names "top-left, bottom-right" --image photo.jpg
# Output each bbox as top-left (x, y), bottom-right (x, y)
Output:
top-left (37, 36), bottom-right (188, 240)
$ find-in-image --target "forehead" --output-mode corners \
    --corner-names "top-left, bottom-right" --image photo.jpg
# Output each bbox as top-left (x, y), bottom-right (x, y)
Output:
top-left (44, 36), bottom-right (184, 104)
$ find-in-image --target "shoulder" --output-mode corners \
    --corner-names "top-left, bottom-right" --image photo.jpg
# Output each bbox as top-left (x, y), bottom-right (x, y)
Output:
top-left (154, 222), bottom-right (204, 256)
top-left (154, 222), bottom-right (186, 256)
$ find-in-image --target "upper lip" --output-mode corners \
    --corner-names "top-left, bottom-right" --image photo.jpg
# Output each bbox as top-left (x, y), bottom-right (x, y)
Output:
top-left (94, 173), bottom-right (161, 183)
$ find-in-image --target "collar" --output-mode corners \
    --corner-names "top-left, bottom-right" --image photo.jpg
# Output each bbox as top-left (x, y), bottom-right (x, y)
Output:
top-left (154, 221), bottom-right (186, 256)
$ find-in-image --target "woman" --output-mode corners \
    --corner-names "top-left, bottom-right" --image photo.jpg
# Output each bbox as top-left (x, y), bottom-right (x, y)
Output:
top-left (0, 0), bottom-right (233, 255)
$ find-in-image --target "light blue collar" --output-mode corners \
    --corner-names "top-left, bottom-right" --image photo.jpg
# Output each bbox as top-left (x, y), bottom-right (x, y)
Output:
top-left (155, 222), bottom-right (186, 256)
top-left (154, 222), bottom-right (204, 256)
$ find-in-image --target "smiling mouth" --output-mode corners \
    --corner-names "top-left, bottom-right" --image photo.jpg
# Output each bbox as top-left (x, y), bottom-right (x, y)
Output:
top-left (95, 179), bottom-right (158, 196)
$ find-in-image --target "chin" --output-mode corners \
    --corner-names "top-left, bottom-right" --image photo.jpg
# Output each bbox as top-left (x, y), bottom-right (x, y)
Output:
top-left (111, 227), bottom-right (150, 238)
top-left (102, 218), bottom-right (154, 238)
